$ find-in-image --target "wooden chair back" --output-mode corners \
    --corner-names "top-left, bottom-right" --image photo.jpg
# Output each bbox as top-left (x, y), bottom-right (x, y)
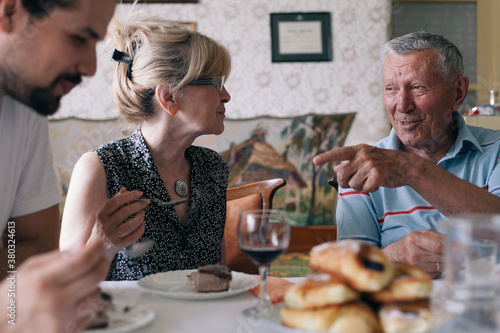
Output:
top-left (286, 225), bottom-right (338, 253)
top-left (224, 178), bottom-right (286, 274)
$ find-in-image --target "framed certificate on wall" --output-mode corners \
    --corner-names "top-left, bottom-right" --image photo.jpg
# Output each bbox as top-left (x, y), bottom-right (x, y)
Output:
top-left (270, 12), bottom-right (332, 63)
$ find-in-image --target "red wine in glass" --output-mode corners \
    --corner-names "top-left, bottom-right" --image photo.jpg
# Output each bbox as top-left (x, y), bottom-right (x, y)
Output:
top-left (237, 209), bottom-right (290, 318)
top-left (240, 246), bottom-right (285, 266)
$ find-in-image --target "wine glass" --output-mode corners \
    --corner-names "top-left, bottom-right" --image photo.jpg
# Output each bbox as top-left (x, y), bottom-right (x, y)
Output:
top-left (237, 209), bottom-right (290, 318)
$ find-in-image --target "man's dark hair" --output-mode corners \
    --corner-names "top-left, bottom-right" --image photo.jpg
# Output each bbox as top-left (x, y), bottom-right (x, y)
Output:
top-left (21, 0), bottom-right (77, 17)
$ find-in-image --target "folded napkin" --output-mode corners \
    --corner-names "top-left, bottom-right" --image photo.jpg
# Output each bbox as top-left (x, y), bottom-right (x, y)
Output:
top-left (250, 275), bottom-right (295, 304)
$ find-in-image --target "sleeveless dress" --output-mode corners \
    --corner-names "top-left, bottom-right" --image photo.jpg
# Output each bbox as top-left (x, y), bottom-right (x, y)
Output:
top-left (93, 128), bottom-right (228, 280)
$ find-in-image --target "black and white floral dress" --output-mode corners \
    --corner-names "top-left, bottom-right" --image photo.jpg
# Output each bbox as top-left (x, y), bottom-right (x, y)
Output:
top-left (93, 128), bottom-right (228, 281)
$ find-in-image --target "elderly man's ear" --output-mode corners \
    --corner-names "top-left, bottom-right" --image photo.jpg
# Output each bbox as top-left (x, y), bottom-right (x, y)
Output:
top-left (453, 76), bottom-right (469, 111)
top-left (155, 84), bottom-right (179, 116)
top-left (0, 0), bottom-right (20, 33)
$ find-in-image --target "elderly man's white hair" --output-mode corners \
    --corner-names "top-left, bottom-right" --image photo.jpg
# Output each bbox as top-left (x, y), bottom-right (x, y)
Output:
top-left (381, 31), bottom-right (464, 83)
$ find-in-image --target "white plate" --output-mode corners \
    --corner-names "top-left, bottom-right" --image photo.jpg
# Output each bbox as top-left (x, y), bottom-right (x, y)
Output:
top-left (84, 302), bottom-right (155, 333)
top-left (137, 269), bottom-right (259, 300)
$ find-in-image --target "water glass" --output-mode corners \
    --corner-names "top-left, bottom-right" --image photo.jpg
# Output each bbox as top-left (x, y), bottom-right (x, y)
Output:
top-left (432, 214), bottom-right (500, 332)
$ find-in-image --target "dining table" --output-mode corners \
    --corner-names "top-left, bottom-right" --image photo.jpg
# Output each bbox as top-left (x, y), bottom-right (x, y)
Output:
top-left (98, 276), bottom-right (302, 333)
top-left (97, 276), bottom-right (448, 333)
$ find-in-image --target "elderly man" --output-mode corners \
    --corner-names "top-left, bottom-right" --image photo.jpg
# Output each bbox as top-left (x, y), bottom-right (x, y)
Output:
top-left (314, 31), bottom-right (500, 278)
top-left (0, 0), bottom-right (148, 332)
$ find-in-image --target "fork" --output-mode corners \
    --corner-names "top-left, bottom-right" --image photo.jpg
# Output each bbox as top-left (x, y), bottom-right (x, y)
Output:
top-left (105, 238), bottom-right (155, 258)
top-left (137, 198), bottom-right (188, 207)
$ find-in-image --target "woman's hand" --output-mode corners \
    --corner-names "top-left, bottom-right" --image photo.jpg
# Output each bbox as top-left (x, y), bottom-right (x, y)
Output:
top-left (89, 187), bottom-right (149, 249)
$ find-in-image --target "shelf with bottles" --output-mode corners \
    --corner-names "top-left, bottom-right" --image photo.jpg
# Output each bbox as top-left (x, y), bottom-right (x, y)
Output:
top-left (468, 90), bottom-right (500, 117)
top-left (463, 90), bottom-right (500, 130)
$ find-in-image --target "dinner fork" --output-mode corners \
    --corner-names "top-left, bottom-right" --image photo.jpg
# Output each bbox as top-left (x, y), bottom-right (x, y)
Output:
top-left (105, 238), bottom-right (155, 258)
top-left (138, 198), bottom-right (188, 207)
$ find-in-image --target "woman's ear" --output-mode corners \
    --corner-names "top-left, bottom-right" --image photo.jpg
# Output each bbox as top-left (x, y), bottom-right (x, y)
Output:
top-left (155, 84), bottom-right (179, 116)
top-left (0, 0), bottom-right (19, 33)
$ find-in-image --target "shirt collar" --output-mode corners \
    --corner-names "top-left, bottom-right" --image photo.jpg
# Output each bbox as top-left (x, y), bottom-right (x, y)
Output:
top-left (446, 111), bottom-right (483, 157)
top-left (386, 111), bottom-right (484, 157)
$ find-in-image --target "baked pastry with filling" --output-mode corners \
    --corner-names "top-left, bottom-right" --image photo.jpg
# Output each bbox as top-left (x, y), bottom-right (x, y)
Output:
top-left (379, 300), bottom-right (431, 333)
top-left (309, 240), bottom-right (395, 292)
top-left (370, 262), bottom-right (432, 303)
top-left (281, 301), bottom-right (381, 333)
top-left (284, 273), bottom-right (359, 309)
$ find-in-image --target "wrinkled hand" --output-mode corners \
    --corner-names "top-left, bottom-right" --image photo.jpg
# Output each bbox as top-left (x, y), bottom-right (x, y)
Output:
top-left (90, 187), bottom-right (149, 249)
top-left (0, 241), bottom-right (109, 333)
top-left (313, 144), bottom-right (417, 192)
top-left (383, 229), bottom-right (445, 278)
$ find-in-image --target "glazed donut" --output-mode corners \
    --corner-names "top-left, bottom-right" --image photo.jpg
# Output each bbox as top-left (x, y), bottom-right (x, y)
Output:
top-left (379, 300), bottom-right (431, 333)
top-left (284, 273), bottom-right (360, 309)
top-left (309, 240), bottom-right (395, 292)
top-left (370, 262), bottom-right (432, 303)
top-left (280, 302), bottom-right (381, 333)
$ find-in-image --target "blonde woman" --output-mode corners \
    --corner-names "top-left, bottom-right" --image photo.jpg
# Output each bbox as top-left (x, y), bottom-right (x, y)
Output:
top-left (60, 15), bottom-right (231, 280)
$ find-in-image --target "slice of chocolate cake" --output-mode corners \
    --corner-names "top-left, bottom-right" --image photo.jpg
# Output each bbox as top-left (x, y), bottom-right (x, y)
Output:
top-left (190, 265), bottom-right (232, 293)
top-left (85, 289), bottom-right (115, 330)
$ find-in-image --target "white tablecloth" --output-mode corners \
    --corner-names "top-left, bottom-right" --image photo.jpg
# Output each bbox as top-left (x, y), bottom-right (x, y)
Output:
top-left (99, 278), bottom-right (303, 333)
top-left (100, 278), bottom-right (445, 333)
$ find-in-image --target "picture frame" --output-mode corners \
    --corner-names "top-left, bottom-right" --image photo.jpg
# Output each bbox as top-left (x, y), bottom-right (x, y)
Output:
top-left (270, 12), bottom-right (332, 63)
top-left (177, 21), bottom-right (197, 31)
top-left (193, 112), bottom-right (356, 226)
top-left (121, 0), bottom-right (198, 3)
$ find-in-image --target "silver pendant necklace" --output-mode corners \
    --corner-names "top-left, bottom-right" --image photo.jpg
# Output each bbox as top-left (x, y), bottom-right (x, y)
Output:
top-left (164, 165), bottom-right (188, 197)
top-left (174, 179), bottom-right (188, 197)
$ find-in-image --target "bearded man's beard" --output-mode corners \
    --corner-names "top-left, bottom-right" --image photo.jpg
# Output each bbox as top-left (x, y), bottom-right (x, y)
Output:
top-left (1, 66), bottom-right (81, 116)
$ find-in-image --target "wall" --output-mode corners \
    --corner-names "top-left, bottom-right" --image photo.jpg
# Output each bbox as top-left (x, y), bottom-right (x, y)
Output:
top-left (53, 0), bottom-right (391, 147)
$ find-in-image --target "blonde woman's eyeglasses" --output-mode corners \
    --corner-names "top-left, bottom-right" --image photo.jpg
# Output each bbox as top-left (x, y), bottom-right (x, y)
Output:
top-left (187, 77), bottom-right (224, 91)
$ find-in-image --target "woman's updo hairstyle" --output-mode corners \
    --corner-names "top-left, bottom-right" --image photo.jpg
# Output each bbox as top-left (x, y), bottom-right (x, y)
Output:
top-left (109, 14), bottom-right (231, 125)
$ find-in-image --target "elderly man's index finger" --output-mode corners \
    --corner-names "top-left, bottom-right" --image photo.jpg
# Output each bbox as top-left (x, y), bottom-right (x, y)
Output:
top-left (313, 146), bottom-right (359, 166)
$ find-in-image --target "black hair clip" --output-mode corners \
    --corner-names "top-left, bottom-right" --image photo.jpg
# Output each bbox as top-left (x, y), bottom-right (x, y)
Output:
top-left (111, 49), bottom-right (133, 80)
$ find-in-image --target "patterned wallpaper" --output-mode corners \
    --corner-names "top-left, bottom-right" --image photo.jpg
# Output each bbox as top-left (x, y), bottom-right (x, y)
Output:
top-left (53, 0), bottom-right (391, 146)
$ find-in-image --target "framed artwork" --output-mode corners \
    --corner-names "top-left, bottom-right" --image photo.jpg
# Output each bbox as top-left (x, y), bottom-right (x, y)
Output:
top-left (270, 12), bottom-right (332, 63)
top-left (193, 113), bottom-right (356, 226)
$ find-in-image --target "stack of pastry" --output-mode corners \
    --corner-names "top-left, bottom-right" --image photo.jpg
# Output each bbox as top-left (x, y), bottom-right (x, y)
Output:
top-left (280, 240), bottom-right (432, 333)
top-left (370, 262), bottom-right (432, 333)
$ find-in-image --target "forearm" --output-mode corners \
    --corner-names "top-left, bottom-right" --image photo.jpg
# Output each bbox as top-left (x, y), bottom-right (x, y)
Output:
top-left (408, 157), bottom-right (500, 216)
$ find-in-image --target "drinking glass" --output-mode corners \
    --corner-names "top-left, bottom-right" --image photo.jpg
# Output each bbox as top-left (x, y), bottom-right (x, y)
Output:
top-left (432, 214), bottom-right (500, 332)
top-left (237, 209), bottom-right (290, 318)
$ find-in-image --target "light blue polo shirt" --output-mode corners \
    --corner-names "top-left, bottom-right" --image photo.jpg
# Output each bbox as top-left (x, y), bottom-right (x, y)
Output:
top-left (336, 111), bottom-right (500, 248)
